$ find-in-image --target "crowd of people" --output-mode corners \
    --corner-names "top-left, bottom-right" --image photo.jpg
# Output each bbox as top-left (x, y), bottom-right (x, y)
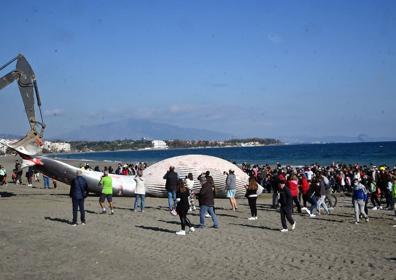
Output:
top-left (2, 159), bottom-right (396, 232)
top-left (74, 161), bottom-right (396, 233)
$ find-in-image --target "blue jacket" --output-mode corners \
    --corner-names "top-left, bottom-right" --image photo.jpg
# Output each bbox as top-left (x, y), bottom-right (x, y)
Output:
top-left (70, 176), bottom-right (88, 199)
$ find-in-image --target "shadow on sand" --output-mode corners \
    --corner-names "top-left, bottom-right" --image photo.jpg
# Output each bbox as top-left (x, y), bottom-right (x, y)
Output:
top-left (0, 191), bottom-right (16, 197)
top-left (135, 225), bottom-right (174, 233)
top-left (44, 216), bottom-right (71, 224)
top-left (229, 222), bottom-right (279, 231)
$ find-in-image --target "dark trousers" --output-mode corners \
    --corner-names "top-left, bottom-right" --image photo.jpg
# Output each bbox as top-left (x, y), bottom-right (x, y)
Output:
top-left (292, 196), bottom-right (302, 213)
top-left (179, 211), bottom-right (192, 230)
top-left (302, 193), bottom-right (310, 207)
top-left (272, 192), bottom-right (279, 208)
top-left (280, 206), bottom-right (294, 229)
top-left (248, 197), bottom-right (257, 217)
top-left (72, 198), bottom-right (85, 224)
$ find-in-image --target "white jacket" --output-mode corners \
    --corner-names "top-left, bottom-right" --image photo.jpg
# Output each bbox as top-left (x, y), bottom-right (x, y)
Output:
top-left (134, 176), bottom-right (145, 195)
top-left (185, 178), bottom-right (194, 190)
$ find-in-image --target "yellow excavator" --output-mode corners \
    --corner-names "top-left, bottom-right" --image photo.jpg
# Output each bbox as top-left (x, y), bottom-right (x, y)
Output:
top-left (0, 54), bottom-right (45, 156)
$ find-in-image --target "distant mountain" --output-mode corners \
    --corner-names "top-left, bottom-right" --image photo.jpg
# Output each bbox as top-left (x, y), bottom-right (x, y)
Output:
top-left (0, 133), bottom-right (22, 139)
top-left (279, 135), bottom-right (396, 144)
top-left (52, 118), bottom-right (233, 141)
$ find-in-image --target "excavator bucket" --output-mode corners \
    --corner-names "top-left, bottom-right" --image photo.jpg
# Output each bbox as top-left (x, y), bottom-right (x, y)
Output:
top-left (2, 130), bottom-right (44, 156)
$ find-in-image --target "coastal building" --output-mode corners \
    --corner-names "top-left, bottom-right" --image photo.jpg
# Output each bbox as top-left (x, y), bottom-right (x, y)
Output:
top-left (0, 139), bottom-right (18, 154)
top-left (152, 140), bottom-right (168, 149)
top-left (44, 141), bottom-right (71, 152)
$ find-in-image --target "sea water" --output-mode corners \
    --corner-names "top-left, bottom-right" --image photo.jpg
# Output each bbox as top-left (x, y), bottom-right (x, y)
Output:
top-left (54, 141), bottom-right (396, 166)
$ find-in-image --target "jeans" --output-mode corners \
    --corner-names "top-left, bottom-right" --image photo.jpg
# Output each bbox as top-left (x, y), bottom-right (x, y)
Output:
top-left (308, 195), bottom-right (318, 214)
top-left (134, 194), bottom-right (145, 211)
top-left (317, 195), bottom-right (329, 214)
top-left (72, 198), bottom-right (85, 224)
top-left (167, 191), bottom-right (176, 210)
top-left (43, 176), bottom-right (50, 189)
top-left (354, 199), bottom-right (367, 222)
top-left (199, 205), bottom-right (218, 228)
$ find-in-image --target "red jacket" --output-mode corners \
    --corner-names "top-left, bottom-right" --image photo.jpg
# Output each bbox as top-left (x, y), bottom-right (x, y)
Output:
top-left (301, 177), bottom-right (309, 194)
top-left (288, 179), bottom-right (299, 197)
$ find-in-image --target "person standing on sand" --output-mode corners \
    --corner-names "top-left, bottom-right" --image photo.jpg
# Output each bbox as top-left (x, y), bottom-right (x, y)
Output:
top-left (163, 166), bottom-right (178, 212)
top-left (133, 169), bottom-right (145, 212)
top-left (175, 179), bottom-right (195, 235)
top-left (185, 173), bottom-right (196, 211)
top-left (225, 169), bottom-right (238, 211)
top-left (0, 165), bottom-right (7, 186)
top-left (352, 178), bottom-right (369, 224)
top-left (316, 173), bottom-right (330, 215)
top-left (99, 170), bottom-right (114, 214)
top-left (245, 175), bottom-right (258, 220)
top-left (69, 170), bottom-right (88, 226)
top-left (287, 174), bottom-right (301, 213)
top-left (279, 179), bottom-right (296, 232)
top-left (197, 176), bottom-right (219, 229)
top-left (43, 175), bottom-right (50, 189)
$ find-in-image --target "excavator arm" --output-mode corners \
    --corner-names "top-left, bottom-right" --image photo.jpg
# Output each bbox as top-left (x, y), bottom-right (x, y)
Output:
top-left (0, 54), bottom-right (45, 155)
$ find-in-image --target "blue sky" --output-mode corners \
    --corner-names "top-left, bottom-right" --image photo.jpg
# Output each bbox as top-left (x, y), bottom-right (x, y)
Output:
top-left (1, 0), bottom-right (395, 140)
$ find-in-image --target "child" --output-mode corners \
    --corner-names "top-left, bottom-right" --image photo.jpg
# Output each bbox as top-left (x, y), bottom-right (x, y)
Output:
top-left (175, 179), bottom-right (195, 235)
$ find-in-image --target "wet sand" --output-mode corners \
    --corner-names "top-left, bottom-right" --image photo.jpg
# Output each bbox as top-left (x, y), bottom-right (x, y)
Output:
top-left (0, 155), bottom-right (395, 280)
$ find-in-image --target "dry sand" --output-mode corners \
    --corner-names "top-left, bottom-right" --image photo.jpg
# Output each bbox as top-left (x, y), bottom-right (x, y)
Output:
top-left (0, 155), bottom-right (395, 280)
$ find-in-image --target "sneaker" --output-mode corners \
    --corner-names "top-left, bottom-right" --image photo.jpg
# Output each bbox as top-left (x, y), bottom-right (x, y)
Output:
top-left (309, 214), bottom-right (316, 218)
top-left (205, 214), bottom-right (211, 218)
top-left (176, 230), bottom-right (186, 236)
top-left (254, 216), bottom-right (258, 220)
top-left (248, 217), bottom-right (255, 220)
top-left (189, 227), bottom-right (195, 233)
top-left (81, 222), bottom-right (86, 225)
top-left (292, 222), bottom-right (296, 230)
top-left (355, 221), bottom-right (359, 224)
top-left (111, 210), bottom-right (114, 215)
top-left (101, 208), bottom-right (106, 214)
top-left (379, 206), bottom-right (383, 210)
top-left (365, 218), bottom-right (369, 222)
top-left (372, 206), bottom-right (378, 211)
top-left (392, 225), bottom-right (396, 228)
top-left (280, 228), bottom-right (288, 232)
top-left (72, 223), bottom-right (77, 227)
top-left (301, 207), bottom-right (308, 212)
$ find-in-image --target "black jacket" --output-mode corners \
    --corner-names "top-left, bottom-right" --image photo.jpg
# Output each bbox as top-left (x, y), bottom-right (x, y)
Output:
top-left (176, 190), bottom-right (190, 214)
top-left (279, 186), bottom-right (292, 208)
top-left (163, 171), bottom-right (178, 192)
top-left (198, 182), bottom-right (215, 207)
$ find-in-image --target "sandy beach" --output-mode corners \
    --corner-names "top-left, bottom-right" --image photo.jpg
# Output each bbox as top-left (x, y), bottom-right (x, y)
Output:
top-left (0, 155), bottom-right (395, 280)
